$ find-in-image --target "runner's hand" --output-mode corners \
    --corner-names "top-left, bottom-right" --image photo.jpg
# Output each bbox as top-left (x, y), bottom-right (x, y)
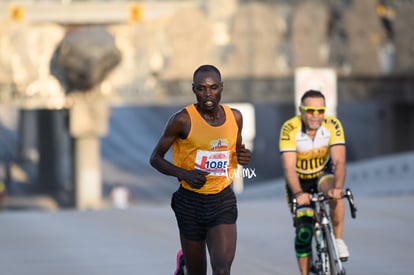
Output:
top-left (180, 169), bottom-right (209, 189)
top-left (237, 144), bottom-right (251, 165)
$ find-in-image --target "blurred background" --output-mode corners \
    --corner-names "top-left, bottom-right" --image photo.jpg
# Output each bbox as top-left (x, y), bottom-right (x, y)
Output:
top-left (0, 0), bottom-right (413, 210)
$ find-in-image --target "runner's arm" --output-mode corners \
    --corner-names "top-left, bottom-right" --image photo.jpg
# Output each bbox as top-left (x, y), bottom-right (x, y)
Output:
top-left (149, 110), bottom-right (208, 188)
top-left (232, 108), bottom-right (251, 165)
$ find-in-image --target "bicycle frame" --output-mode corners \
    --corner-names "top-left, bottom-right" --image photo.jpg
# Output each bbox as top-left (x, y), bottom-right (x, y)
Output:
top-left (292, 188), bottom-right (357, 275)
top-left (313, 193), bottom-right (343, 275)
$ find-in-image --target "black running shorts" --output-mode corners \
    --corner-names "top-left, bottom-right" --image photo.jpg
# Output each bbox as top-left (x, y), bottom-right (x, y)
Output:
top-left (171, 185), bottom-right (238, 241)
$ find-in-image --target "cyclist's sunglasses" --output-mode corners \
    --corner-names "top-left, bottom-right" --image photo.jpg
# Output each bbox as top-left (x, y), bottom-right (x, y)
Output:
top-left (300, 105), bottom-right (326, 115)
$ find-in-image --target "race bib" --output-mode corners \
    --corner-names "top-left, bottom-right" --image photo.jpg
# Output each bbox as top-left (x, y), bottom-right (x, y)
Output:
top-left (194, 150), bottom-right (230, 176)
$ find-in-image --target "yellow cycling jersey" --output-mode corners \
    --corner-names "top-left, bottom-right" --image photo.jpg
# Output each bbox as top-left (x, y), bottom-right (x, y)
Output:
top-left (279, 115), bottom-right (345, 180)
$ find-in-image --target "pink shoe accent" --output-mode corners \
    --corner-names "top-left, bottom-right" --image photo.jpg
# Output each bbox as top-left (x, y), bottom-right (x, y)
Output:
top-left (174, 249), bottom-right (184, 275)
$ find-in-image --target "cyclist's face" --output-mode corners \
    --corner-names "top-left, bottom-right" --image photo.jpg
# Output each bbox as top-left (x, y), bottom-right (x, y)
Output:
top-left (300, 97), bottom-right (325, 130)
top-left (192, 71), bottom-right (223, 112)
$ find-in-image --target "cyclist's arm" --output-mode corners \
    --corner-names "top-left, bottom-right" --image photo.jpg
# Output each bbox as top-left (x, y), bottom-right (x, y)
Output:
top-left (329, 144), bottom-right (346, 198)
top-left (281, 151), bottom-right (303, 194)
top-left (282, 151), bottom-right (311, 205)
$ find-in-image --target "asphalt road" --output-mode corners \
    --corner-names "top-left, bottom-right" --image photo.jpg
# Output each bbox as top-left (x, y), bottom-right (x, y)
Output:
top-left (0, 187), bottom-right (412, 275)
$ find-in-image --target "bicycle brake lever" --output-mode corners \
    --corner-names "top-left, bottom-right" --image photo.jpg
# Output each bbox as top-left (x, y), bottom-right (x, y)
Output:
top-left (292, 198), bottom-right (297, 214)
top-left (345, 188), bottom-right (357, 219)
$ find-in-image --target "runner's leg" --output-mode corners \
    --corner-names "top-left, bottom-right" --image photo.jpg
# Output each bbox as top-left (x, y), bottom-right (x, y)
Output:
top-left (206, 223), bottom-right (237, 275)
top-left (180, 235), bottom-right (207, 275)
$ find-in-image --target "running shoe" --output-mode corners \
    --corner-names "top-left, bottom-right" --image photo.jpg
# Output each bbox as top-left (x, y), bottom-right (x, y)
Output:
top-left (174, 249), bottom-right (186, 275)
top-left (335, 239), bottom-right (350, 261)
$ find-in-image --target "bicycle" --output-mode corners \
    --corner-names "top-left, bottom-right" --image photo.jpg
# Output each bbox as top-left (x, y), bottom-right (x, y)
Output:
top-left (292, 188), bottom-right (357, 275)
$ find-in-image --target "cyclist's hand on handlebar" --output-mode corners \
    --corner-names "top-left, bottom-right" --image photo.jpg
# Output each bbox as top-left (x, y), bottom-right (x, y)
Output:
top-left (295, 192), bottom-right (312, 205)
top-left (328, 188), bottom-right (343, 200)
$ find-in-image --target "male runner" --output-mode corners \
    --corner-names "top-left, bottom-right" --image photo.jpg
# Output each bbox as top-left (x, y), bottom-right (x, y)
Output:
top-left (150, 64), bottom-right (251, 275)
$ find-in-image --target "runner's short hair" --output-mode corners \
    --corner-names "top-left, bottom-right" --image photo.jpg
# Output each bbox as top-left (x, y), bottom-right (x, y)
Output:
top-left (193, 64), bottom-right (221, 82)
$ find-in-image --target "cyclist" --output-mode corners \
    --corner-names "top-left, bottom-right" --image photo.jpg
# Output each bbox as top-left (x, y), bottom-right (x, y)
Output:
top-left (279, 90), bottom-right (349, 275)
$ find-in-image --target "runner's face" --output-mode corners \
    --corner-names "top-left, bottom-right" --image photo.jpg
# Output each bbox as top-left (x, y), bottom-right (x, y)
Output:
top-left (193, 71), bottom-right (223, 112)
top-left (300, 97), bottom-right (325, 130)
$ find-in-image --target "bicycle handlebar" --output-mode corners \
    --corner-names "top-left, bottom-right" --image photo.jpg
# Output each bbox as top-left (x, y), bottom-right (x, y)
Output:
top-left (345, 188), bottom-right (357, 219)
top-left (292, 188), bottom-right (357, 219)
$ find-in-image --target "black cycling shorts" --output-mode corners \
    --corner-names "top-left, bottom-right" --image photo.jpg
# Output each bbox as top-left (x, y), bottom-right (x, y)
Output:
top-left (171, 185), bottom-right (238, 241)
top-left (285, 171), bottom-right (334, 211)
